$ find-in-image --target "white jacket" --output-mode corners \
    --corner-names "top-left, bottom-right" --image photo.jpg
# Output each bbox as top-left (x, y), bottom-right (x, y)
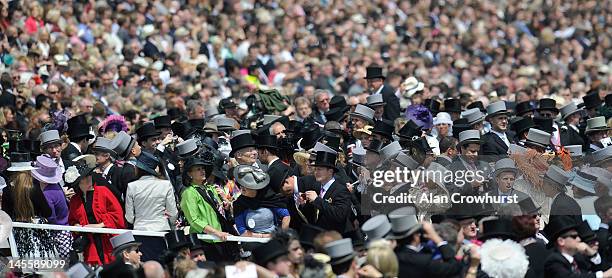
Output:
top-left (125, 176), bottom-right (178, 231)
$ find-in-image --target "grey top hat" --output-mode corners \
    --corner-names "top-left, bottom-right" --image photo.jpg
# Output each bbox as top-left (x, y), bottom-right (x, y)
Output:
top-left (586, 116), bottom-right (611, 134)
top-left (544, 165), bottom-right (570, 188)
top-left (387, 206), bottom-right (421, 240)
top-left (362, 215), bottom-right (391, 242)
top-left (313, 142), bottom-right (338, 155)
top-left (458, 130), bottom-right (481, 146)
top-left (215, 117), bottom-right (238, 131)
top-left (462, 108), bottom-right (486, 125)
top-left (233, 165), bottom-right (270, 190)
top-left (231, 129), bottom-right (251, 137)
top-left (350, 144), bottom-right (366, 166)
top-left (177, 138), bottom-right (199, 157)
top-left (525, 128), bottom-right (551, 148)
top-left (508, 144), bottom-right (528, 155)
top-left (580, 167), bottom-right (612, 189)
top-left (569, 172), bottom-right (597, 194)
top-left (93, 137), bottom-right (116, 157)
top-left (263, 115), bottom-right (282, 126)
top-left (366, 94), bottom-right (385, 106)
top-left (485, 101), bottom-right (509, 119)
top-left (109, 131), bottom-right (135, 160)
top-left (67, 262), bottom-right (94, 278)
top-left (590, 146), bottom-right (611, 165)
top-left (560, 102), bottom-right (583, 120)
top-left (493, 158), bottom-right (518, 177)
top-left (393, 152), bottom-right (420, 170)
top-left (565, 145), bottom-right (583, 157)
top-left (39, 130), bottom-right (61, 146)
top-left (110, 231), bottom-right (141, 255)
top-left (324, 238), bottom-right (356, 265)
top-left (379, 141), bottom-right (402, 162)
top-left (350, 104), bottom-right (375, 123)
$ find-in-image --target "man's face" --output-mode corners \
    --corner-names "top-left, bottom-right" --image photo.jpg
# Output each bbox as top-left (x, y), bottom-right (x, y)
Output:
top-left (142, 136), bottom-right (160, 151)
top-left (43, 142), bottom-right (62, 158)
top-left (373, 106), bottom-right (384, 119)
top-left (558, 229), bottom-right (581, 254)
top-left (288, 240), bottom-right (304, 264)
top-left (160, 127), bottom-right (173, 139)
top-left (461, 143), bottom-right (480, 162)
top-left (190, 105), bottom-right (205, 119)
top-left (123, 246), bottom-right (142, 265)
top-left (95, 152), bottom-right (111, 166)
top-left (271, 124), bottom-right (286, 139)
top-left (236, 147), bottom-right (257, 165)
top-left (588, 130), bottom-right (608, 143)
top-left (81, 100), bottom-right (94, 114)
top-left (538, 109), bottom-right (557, 119)
top-left (313, 166), bottom-right (333, 183)
top-left (461, 219), bottom-right (477, 239)
top-left (496, 171), bottom-right (516, 193)
top-left (367, 78), bottom-right (383, 92)
top-left (315, 94), bottom-right (330, 112)
top-left (297, 104), bottom-right (312, 119)
top-left (489, 115), bottom-right (508, 132)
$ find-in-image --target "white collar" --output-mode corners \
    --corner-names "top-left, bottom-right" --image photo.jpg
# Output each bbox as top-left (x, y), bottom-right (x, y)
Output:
top-left (70, 142), bottom-right (82, 153)
top-left (590, 144), bottom-right (603, 151)
top-left (102, 163), bottom-right (113, 176)
top-left (268, 157), bottom-right (279, 167)
top-left (600, 223), bottom-right (609, 229)
top-left (561, 252), bottom-right (574, 264)
top-left (490, 129), bottom-right (507, 138)
top-left (322, 177), bottom-right (336, 193)
top-left (374, 85), bottom-right (384, 95)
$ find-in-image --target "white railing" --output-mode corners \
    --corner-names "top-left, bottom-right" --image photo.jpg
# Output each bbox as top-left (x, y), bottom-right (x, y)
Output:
top-left (8, 222), bottom-right (270, 257)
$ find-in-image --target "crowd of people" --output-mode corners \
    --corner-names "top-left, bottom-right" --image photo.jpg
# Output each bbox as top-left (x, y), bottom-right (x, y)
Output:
top-left (0, 0), bottom-right (611, 277)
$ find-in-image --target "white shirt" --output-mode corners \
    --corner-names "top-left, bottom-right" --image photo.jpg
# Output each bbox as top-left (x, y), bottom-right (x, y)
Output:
top-left (101, 163), bottom-right (113, 178)
top-left (373, 85), bottom-right (384, 95)
top-left (125, 176), bottom-right (178, 231)
top-left (70, 142), bottom-right (82, 154)
top-left (490, 129), bottom-right (510, 147)
top-left (320, 177), bottom-right (335, 198)
top-left (600, 223), bottom-right (609, 230)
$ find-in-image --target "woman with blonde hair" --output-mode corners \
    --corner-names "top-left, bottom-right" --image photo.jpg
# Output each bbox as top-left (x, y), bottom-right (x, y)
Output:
top-left (361, 239), bottom-right (399, 278)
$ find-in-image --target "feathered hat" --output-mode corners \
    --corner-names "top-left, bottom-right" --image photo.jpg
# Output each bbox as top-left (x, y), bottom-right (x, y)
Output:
top-left (405, 104), bottom-right (433, 130)
top-left (480, 239), bottom-right (529, 278)
top-left (99, 115), bottom-right (129, 134)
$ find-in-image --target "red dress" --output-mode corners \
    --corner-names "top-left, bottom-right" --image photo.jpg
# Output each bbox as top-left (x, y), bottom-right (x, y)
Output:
top-left (68, 185), bottom-right (125, 265)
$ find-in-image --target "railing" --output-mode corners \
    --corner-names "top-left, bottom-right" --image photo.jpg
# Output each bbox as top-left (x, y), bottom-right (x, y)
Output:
top-left (8, 222), bottom-right (270, 257)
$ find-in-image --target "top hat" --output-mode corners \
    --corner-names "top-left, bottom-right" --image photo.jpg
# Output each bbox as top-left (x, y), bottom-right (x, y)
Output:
top-left (350, 104), bottom-right (375, 124)
top-left (31, 155), bottom-right (63, 184)
top-left (215, 117), bottom-right (238, 132)
top-left (350, 144), bottom-right (366, 166)
top-left (518, 197), bottom-right (541, 215)
top-left (219, 97), bottom-right (237, 110)
top-left (171, 121), bottom-right (195, 139)
top-left (187, 118), bottom-right (206, 130)
top-left (515, 101), bottom-right (534, 116)
top-left (253, 239), bottom-right (289, 266)
top-left (510, 117), bottom-right (536, 136)
top-left (536, 98), bottom-right (559, 113)
top-left (590, 146), bottom-right (612, 165)
top-left (492, 158), bottom-right (518, 177)
top-left (299, 224), bottom-right (326, 250)
top-left (559, 102), bottom-right (583, 120)
top-left (325, 96), bottom-right (350, 122)
top-left (462, 108), bottom-right (486, 126)
top-left (110, 131), bottom-right (135, 160)
top-left (255, 134), bottom-right (278, 150)
top-left (110, 231), bottom-right (142, 255)
top-left (324, 121), bottom-right (343, 135)
top-left (177, 139), bottom-right (200, 159)
top-left (577, 220), bottom-right (597, 243)
top-left (7, 152), bottom-right (36, 172)
top-left (486, 101), bottom-right (510, 119)
top-left (524, 128), bottom-right (551, 149)
top-left (458, 130), bottom-right (481, 146)
top-left (371, 119), bottom-right (394, 140)
top-left (379, 141), bottom-right (403, 162)
top-left (606, 94), bottom-right (612, 107)
top-left (386, 206), bottom-right (421, 240)
top-left (329, 95), bottom-right (348, 110)
top-left (585, 116), bottom-right (611, 134)
top-left (508, 143), bottom-right (528, 155)
top-left (424, 98), bottom-right (441, 115)
top-left (135, 151), bottom-right (159, 176)
top-left (229, 131), bottom-right (256, 157)
top-left (165, 230), bottom-right (192, 251)
top-left (153, 115), bottom-right (172, 129)
top-left (93, 137), bottom-right (117, 157)
top-left (582, 92), bottom-right (603, 110)
top-left (187, 234), bottom-right (205, 250)
top-left (320, 133), bottom-right (341, 152)
top-left (544, 215), bottom-right (578, 246)
top-left (443, 98), bottom-right (462, 113)
top-left (564, 145), bottom-right (583, 157)
top-left (136, 122), bottom-right (161, 141)
top-left (298, 125), bottom-right (323, 151)
top-left (366, 94), bottom-right (385, 107)
top-left (364, 66), bottom-right (385, 79)
top-left (568, 172), bottom-right (597, 194)
top-left (324, 238), bottom-right (356, 265)
top-left (361, 215), bottom-right (391, 242)
top-left (66, 262), bottom-right (95, 278)
top-left (39, 130), bottom-right (62, 146)
top-left (393, 152), bottom-right (420, 170)
top-left (467, 101), bottom-right (486, 113)
top-left (167, 108), bottom-right (182, 121)
top-left (366, 139), bottom-right (385, 154)
top-left (533, 116), bottom-right (556, 133)
top-left (263, 115), bottom-right (282, 126)
top-left (67, 114), bottom-right (93, 140)
top-left (233, 165), bottom-right (270, 190)
top-left (478, 218), bottom-right (517, 241)
top-left (543, 165), bottom-right (570, 189)
top-left (311, 151), bottom-right (337, 171)
top-left (397, 120), bottom-right (422, 140)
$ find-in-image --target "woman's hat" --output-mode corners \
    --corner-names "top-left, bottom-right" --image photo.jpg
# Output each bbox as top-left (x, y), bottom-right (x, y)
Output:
top-left (31, 155), bottom-right (63, 184)
top-left (479, 239), bottom-right (529, 278)
top-left (406, 105), bottom-right (433, 130)
top-left (64, 155), bottom-right (96, 184)
top-left (433, 112), bottom-right (453, 126)
top-left (135, 152), bottom-right (159, 176)
top-left (233, 165), bottom-right (270, 190)
top-left (401, 77), bottom-right (425, 98)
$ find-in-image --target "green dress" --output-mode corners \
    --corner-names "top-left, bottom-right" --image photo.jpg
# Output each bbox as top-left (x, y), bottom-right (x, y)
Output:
top-left (180, 183), bottom-right (223, 242)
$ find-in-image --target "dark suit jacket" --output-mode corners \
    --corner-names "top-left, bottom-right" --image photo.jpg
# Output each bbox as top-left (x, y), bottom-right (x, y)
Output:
top-left (551, 192), bottom-right (583, 224)
top-left (524, 240), bottom-right (551, 278)
top-left (287, 175), bottom-right (319, 231)
top-left (308, 179), bottom-right (354, 234)
top-left (481, 131), bottom-right (515, 161)
top-left (267, 159), bottom-right (292, 193)
top-left (445, 157), bottom-right (493, 214)
top-left (396, 244), bottom-right (463, 278)
top-left (61, 143), bottom-right (82, 169)
top-left (559, 125), bottom-right (585, 147)
top-left (434, 155), bottom-right (453, 167)
top-left (142, 40), bottom-right (161, 59)
top-left (544, 251), bottom-right (598, 278)
top-left (596, 227), bottom-right (611, 267)
top-left (310, 110), bottom-right (326, 126)
top-left (378, 85), bottom-right (400, 121)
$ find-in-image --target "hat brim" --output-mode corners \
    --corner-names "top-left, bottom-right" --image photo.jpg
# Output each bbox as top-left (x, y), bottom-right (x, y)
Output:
top-left (562, 108), bottom-right (583, 120)
top-left (112, 242), bottom-right (143, 256)
top-left (229, 144), bottom-right (257, 157)
top-left (459, 139), bottom-right (481, 147)
top-left (585, 127), bottom-right (612, 134)
top-left (329, 252), bottom-right (357, 265)
top-left (41, 139), bottom-right (62, 146)
top-left (31, 168), bottom-right (63, 184)
top-left (493, 167), bottom-right (518, 177)
top-left (385, 224), bottom-right (422, 240)
top-left (349, 113), bottom-right (374, 124)
top-left (7, 166), bottom-right (38, 172)
top-left (135, 161), bottom-right (158, 176)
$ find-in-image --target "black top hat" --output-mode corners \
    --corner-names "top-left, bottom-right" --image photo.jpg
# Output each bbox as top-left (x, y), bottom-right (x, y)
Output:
top-left (329, 95), bottom-right (348, 110)
top-left (577, 220), bottom-right (597, 243)
top-left (219, 97), bottom-right (237, 110)
top-left (518, 197), bottom-right (541, 215)
top-left (255, 134), bottom-right (278, 150)
top-left (136, 122), bottom-right (161, 141)
top-left (320, 133), bottom-right (341, 152)
top-left (478, 218), bottom-right (517, 241)
top-left (443, 98), bottom-right (462, 113)
top-left (67, 114), bottom-right (93, 140)
top-left (467, 101), bottom-right (486, 113)
top-left (366, 139), bottom-right (385, 154)
top-left (252, 239), bottom-right (289, 266)
top-left (452, 119), bottom-right (471, 139)
top-left (364, 66), bottom-right (385, 79)
top-left (544, 215), bottom-right (578, 246)
top-left (424, 99), bottom-right (441, 115)
top-left (532, 117), bottom-right (556, 133)
top-left (167, 108), bottom-right (182, 121)
top-left (514, 101), bottom-right (534, 116)
top-left (135, 151), bottom-right (159, 176)
top-left (187, 234), bottom-right (205, 251)
top-left (164, 230), bottom-right (192, 251)
top-left (299, 125), bottom-right (323, 150)
top-left (397, 120), bottom-right (422, 140)
top-left (229, 132), bottom-right (256, 157)
top-left (299, 224), bottom-right (325, 250)
top-left (184, 157), bottom-right (212, 172)
top-left (311, 151), bottom-right (337, 171)
top-left (187, 118), bottom-right (205, 130)
top-left (171, 121), bottom-right (196, 139)
top-left (582, 92), bottom-right (603, 110)
top-left (536, 98), bottom-right (559, 113)
top-left (325, 96), bottom-right (350, 121)
top-left (511, 117), bottom-right (536, 136)
top-left (286, 120), bottom-right (303, 134)
top-left (372, 119), bottom-right (394, 140)
top-left (153, 115), bottom-right (172, 129)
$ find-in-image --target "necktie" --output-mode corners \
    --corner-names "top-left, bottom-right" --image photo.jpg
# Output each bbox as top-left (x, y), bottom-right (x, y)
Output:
top-left (320, 187), bottom-right (326, 198)
top-left (571, 259), bottom-right (580, 273)
top-left (500, 133), bottom-right (510, 147)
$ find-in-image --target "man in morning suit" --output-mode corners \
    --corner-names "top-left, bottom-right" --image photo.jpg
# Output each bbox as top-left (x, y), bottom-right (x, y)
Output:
top-left (256, 133), bottom-right (292, 193)
top-left (365, 65), bottom-right (400, 121)
top-left (481, 101), bottom-right (515, 161)
top-left (62, 114), bottom-right (94, 168)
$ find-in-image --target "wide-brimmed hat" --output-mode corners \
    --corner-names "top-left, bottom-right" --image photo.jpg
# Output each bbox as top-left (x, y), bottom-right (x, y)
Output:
top-left (443, 98), bottom-right (462, 113)
top-left (324, 238), bottom-right (356, 265)
top-left (462, 108), bottom-right (486, 126)
top-left (401, 77), bottom-right (425, 98)
top-left (39, 130), bottom-right (62, 146)
top-left (486, 101), bottom-right (510, 119)
top-left (164, 230), bottom-right (192, 251)
top-left (229, 130), bottom-right (256, 157)
top-left (311, 151), bottom-right (337, 171)
top-left (478, 218), bottom-right (517, 241)
top-left (364, 66), bottom-right (385, 79)
top-left (253, 239), bottom-right (289, 266)
top-left (515, 101), bottom-right (534, 116)
top-left (433, 112), bottom-right (453, 126)
top-left (371, 120), bottom-right (394, 140)
top-left (536, 98), bottom-right (559, 113)
top-left (585, 116), bottom-right (611, 134)
top-left (386, 206), bottom-right (421, 240)
top-left (7, 152), bottom-right (36, 172)
top-left (458, 130), bottom-right (481, 146)
top-left (111, 231), bottom-right (142, 256)
top-left (64, 155), bottom-right (96, 184)
top-left (31, 155), bottom-right (62, 184)
top-left (366, 94), bottom-right (385, 107)
top-left (559, 102), bottom-right (583, 120)
top-left (543, 215), bottom-right (578, 246)
top-left (135, 151), bottom-right (159, 176)
top-left (524, 128), bottom-right (551, 149)
top-left (153, 115), bottom-right (172, 129)
top-left (510, 117), bottom-right (536, 136)
top-left (543, 165), bottom-right (570, 189)
top-left (136, 122), bottom-right (161, 141)
top-left (582, 92), bottom-right (603, 110)
top-left (233, 165), bottom-right (270, 190)
top-left (518, 198), bottom-right (541, 215)
top-left (492, 158), bottom-right (518, 177)
top-left (350, 104), bottom-right (375, 124)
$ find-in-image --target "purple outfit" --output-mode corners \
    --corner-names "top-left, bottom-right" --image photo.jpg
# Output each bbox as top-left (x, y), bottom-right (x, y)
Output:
top-left (43, 183), bottom-right (69, 225)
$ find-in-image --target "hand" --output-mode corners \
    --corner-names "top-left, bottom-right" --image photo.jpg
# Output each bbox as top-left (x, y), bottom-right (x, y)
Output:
top-left (64, 187), bottom-right (76, 199)
top-left (602, 268), bottom-right (612, 278)
top-left (215, 231), bottom-right (230, 241)
top-left (469, 245), bottom-right (481, 265)
top-left (357, 265), bottom-right (383, 278)
top-left (161, 134), bottom-right (174, 146)
top-left (304, 191), bottom-right (318, 202)
top-left (84, 223), bottom-right (104, 228)
top-left (346, 182), bottom-right (354, 193)
top-left (576, 242), bottom-right (597, 257)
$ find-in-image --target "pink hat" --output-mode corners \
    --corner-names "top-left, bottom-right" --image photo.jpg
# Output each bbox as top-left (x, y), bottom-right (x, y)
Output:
top-left (31, 156), bottom-right (62, 184)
